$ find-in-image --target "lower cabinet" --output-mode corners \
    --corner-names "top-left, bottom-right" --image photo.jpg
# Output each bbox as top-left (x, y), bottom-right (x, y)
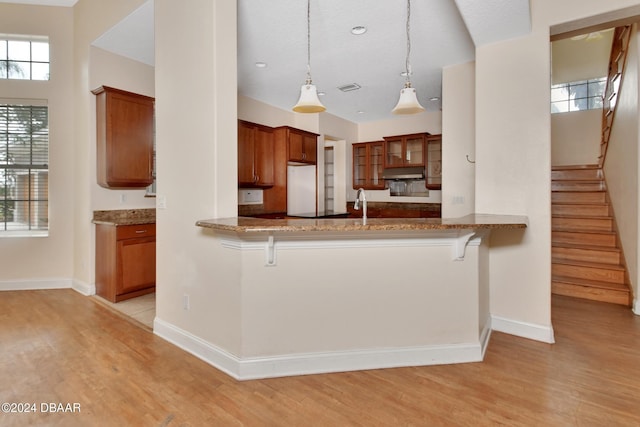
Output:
top-left (96, 223), bottom-right (156, 303)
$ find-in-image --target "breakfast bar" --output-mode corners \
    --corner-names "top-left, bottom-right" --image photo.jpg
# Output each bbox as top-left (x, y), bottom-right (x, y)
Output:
top-left (183, 214), bottom-right (527, 380)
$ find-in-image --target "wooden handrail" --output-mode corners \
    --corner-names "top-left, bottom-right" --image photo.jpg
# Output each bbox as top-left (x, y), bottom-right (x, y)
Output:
top-left (599, 25), bottom-right (632, 168)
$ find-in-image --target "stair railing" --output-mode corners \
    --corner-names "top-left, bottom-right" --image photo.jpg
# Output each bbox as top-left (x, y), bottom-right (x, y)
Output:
top-left (599, 25), bottom-right (632, 168)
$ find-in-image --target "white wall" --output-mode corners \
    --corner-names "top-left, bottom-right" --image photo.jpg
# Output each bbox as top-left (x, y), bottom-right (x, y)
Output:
top-left (88, 46), bottom-right (156, 211)
top-left (442, 61), bottom-right (476, 218)
top-left (155, 0), bottom-right (242, 353)
top-left (72, 0), bottom-right (149, 289)
top-left (551, 31), bottom-right (613, 84)
top-left (0, 4), bottom-right (75, 287)
top-left (551, 109), bottom-right (602, 166)
top-left (604, 26), bottom-right (639, 309)
top-left (474, 0), bottom-right (640, 338)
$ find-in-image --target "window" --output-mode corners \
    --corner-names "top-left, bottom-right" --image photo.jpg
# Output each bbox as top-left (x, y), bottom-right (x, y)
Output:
top-left (0, 35), bottom-right (50, 81)
top-left (551, 77), bottom-right (606, 114)
top-left (0, 101), bottom-right (49, 235)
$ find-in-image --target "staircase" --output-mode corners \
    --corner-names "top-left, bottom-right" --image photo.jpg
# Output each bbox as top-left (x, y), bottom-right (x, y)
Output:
top-left (551, 165), bottom-right (631, 306)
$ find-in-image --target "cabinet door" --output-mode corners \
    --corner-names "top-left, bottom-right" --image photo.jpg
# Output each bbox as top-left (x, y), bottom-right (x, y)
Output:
top-left (405, 135), bottom-right (425, 166)
top-left (353, 143), bottom-right (368, 188)
top-left (238, 122), bottom-right (256, 185)
top-left (302, 133), bottom-right (317, 163)
top-left (254, 126), bottom-right (275, 186)
top-left (426, 135), bottom-right (442, 189)
top-left (117, 236), bottom-right (156, 295)
top-left (93, 86), bottom-right (154, 188)
top-left (369, 142), bottom-right (385, 189)
top-left (353, 141), bottom-right (385, 190)
top-left (288, 131), bottom-right (305, 162)
top-left (288, 129), bottom-right (317, 164)
top-left (385, 138), bottom-right (404, 167)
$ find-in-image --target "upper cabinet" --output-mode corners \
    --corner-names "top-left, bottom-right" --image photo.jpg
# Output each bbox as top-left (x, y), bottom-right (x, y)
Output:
top-left (425, 134), bottom-right (442, 189)
top-left (277, 126), bottom-right (318, 164)
top-left (92, 86), bottom-right (155, 188)
top-left (353, 141), bottom-right (385, 190)
top-left (238, 120), bottom-right (275, 188)
top-left (383, 133), bottom-right (427, 168)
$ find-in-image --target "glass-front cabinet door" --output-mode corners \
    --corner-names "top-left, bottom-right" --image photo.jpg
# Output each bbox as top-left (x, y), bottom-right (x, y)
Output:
top-left (383, 133), bottom-right (426, 168)
top-left (405, 135), bottom-right (425, 166)
top-left (425, 134), bottom-right (442, 189)
top-left (352, 141), bottom-right (385, 190)
top-left (384, 138), bottom-right (404, 167)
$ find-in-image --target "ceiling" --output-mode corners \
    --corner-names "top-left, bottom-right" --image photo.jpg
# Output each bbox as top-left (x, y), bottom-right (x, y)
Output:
top-left (0, 0), bottom-right (532, 123)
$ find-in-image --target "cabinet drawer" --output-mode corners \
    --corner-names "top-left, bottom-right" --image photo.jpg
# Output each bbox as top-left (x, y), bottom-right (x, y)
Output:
top-left (116, 223), bottom-right (156, 240)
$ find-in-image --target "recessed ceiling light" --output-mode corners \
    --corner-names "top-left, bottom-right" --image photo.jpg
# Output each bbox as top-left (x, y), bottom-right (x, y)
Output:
top-left (429, 97), bottom-right (440, 101)
top-left (318, 91), bottom-right (326, 96)
top-left (351, 26), bottom-right (367, 35)
top-left (255, 62), bottom-right (267, 68)
top-left (357, 110), bottom-right (365, 114)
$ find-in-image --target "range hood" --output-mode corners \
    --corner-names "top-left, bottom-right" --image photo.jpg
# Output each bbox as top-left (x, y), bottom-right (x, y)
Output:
top-left (382, 167), bottom-right (425, 180)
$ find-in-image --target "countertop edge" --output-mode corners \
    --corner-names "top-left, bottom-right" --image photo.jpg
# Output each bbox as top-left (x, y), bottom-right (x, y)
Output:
top-left (195, 214), bottom-right (528, 233)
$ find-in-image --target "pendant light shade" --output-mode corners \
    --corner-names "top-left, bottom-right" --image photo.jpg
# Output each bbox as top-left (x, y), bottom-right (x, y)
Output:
top-left (293, 0), bottom-right (325, 113)
top-left (293, 81), bottom-right (325, 113)
top-left (392, 0), bottom-right (425, 115)
top-left (392, 83), bottom-right (425, 114)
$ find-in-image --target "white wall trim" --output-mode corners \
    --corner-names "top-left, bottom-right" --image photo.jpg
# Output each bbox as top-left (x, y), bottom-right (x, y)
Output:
top-left (633, 298), bottom-right (640, 315)
top-left (491, 315), bottom-right (555, 344)
top-left (72, 279), bottom-right (95, 296)
top-left (0, 278), bottom-right (72, 291)
top-left (155, 317), bottom-right (490, 381)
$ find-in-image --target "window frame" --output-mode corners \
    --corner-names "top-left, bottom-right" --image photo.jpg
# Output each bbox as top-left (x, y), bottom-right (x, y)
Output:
top-left (0, 34), bottom-right (50, 81)
top-left (0, 99), bottom-right (49, 237)
top-left (551, 77), bottom-right (606, 114)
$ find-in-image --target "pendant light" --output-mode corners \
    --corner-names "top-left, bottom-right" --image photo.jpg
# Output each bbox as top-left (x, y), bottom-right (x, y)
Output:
top-left (292, 0), bottom-right (326, 113)
top-left (392, 0), bottom-right (425, 115)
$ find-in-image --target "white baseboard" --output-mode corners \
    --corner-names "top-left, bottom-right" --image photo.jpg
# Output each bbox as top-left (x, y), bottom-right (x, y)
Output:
top-left (491, 315), bottom-right (555, 344)
top-left (72, 280), bottom-right (95, 296)
top-left (0, 278), bottom-right (72, 291)
top-left (633, 298), bottom-right (640, 316)
top-left (154, 317), bottom-right (490, 381)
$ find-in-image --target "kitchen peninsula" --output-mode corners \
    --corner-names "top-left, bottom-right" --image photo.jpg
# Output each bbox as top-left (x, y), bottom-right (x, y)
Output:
top-left (175, 214), bottom-right (527, 380)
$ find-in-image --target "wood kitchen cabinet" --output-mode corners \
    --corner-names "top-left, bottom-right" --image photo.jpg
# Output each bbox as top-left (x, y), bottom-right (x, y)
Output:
top-left (276, 126), bottom-right (318, 164)
top-left (352, 141), bottom-right (385, 189)
top-left (92, 86), bottom-right (155, 188)
top-left (383, 133), bottom-right (427, 168)
top-left (238, 120), bottom-right (275, 188)
top-left (425, 134), bottom-right (442, 189)
top-left (95, 223), bottom-right (156, 303)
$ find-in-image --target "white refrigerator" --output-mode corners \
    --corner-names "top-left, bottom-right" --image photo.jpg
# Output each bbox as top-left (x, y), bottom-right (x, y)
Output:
top-left (287, 165), bottom-right (317, 216)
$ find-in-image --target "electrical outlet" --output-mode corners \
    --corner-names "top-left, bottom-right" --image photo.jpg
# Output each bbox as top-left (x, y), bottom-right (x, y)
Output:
top-left (157, 195), bottom-right (167, 209)
top-left (119, 193), bottom-right (127, 204)
top-left (183, 294), bottom-right (190, 310)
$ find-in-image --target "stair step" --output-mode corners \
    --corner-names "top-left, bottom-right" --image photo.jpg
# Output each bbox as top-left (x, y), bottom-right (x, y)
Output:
top-left (552, 191), bottom-right (607, 204)
top-left (552, 243), bottom-right (622, 264)
top-left (551, 168), bottom-right (603, 181)
top-left (552, 275), bottom-right (630, 306)
top-left (552, 230), bottom-right (617, 247)
top-left (552, 258), bottom-right (626, 284)
top-left (552, 203), bottom-right (610, 217)
top-left (551, 180), bottom-right (605, 192)
top-left (552, 216), bottom-right (613, 232)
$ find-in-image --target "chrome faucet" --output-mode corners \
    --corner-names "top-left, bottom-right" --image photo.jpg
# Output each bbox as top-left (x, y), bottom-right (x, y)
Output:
top-left (354, 188), bottom-right (367, 223)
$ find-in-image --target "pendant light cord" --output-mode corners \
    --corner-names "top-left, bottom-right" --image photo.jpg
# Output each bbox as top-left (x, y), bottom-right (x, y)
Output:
top-left (306, 0), bottom-right (312, 84)
top-left (404, 0), bottom-right (412, 87)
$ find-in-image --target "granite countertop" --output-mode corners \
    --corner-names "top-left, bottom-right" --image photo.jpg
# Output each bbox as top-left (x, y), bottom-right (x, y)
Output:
top-left (92, 209), bottom-right (156, 226)
top-left (196, 214), bottom-right (528, 233)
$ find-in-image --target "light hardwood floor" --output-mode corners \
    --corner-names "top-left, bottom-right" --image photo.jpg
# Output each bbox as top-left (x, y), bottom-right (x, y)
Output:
top-left (1, 289), bottom-right (639, 426)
